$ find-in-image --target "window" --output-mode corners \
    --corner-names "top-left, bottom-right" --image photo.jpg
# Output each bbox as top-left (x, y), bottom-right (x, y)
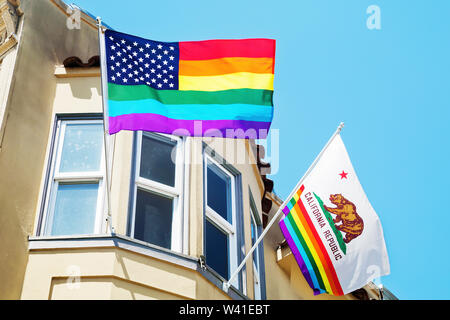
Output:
top-left (129, 132), bottom-right (184, 252)
top-left (203, 154), bottom-right (239, 287)
top-left (250, 203), bottom-right (262, 300)
top-left (41, 119), bottom-right (106, 236)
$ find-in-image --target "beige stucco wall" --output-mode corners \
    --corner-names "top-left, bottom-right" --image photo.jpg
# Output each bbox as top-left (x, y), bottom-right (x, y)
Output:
top-left (21, 246), bottom-right (231, 300)
top-left (0, 0), bottom-right (99, 299)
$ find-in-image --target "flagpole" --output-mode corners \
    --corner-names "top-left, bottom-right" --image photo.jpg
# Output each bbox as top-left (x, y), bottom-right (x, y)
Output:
top-left (223, 122), bottom-right (345, 292)
top-left (97, 17), bottom-right (115, 234)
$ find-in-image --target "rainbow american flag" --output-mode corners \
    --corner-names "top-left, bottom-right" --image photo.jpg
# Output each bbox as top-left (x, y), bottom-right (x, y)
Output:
top-left (104, 29), bottom-right (275, 139)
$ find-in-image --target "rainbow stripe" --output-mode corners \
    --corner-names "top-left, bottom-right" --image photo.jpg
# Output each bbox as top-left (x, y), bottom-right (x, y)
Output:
top-left (279, 185), bottom-right (344, 296)
top-left (104, 30), bottom-right (275, 139)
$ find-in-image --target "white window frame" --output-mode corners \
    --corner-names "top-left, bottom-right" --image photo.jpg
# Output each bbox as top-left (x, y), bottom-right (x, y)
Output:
top-left (250, 206), bottom-right (262, 300)
top-left (41, 119), bottom-right (106, 236)
top-left (204, 153), bottom-right (238, 287)
top-left (129, 131), bottom-right (185, 253)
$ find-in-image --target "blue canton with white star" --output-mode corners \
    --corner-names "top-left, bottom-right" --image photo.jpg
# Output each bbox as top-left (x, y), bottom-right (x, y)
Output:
top-left (105, 29), bottom-right (179, 90)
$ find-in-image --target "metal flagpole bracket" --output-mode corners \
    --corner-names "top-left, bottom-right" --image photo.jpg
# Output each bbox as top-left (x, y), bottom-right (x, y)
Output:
top-left (96, 16), bottom-right (104, 32)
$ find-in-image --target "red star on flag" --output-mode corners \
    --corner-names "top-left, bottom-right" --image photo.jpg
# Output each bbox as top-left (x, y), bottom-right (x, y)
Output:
top-left (339, 170), bottom-right (348, 179)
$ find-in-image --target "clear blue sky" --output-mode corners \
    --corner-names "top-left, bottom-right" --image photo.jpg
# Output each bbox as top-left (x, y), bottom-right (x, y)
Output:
top-left (69, 0), bottom-right (450, 299)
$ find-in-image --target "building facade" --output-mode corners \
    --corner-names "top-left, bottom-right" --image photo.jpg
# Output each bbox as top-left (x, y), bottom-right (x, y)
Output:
top-left (0, 0), bottom-right (392, 300)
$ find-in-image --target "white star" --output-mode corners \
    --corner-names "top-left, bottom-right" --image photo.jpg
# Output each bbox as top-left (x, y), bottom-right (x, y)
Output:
top-left (110, 56), bottom-right (115, 60)
top-left (139, 47), bottom-right (144, 52)
top-left (151, 78), bottom-right (156, 83)
top-left (138, 57), bottom-right (144, 63)
top-left (163, 60), bottom-right (168, 65)
top-left (110, 45), bottom-right (116, 50)
top-left (123, 78), bottom-right (128, 83)
top-left (122, 58), bottom-right (127, 63)
top-left (133, 41), bottom-right (138, 46)
top-left (156, 64), bottom-right (161, 69)
top-left (116, 72), bottom-right (121, 77)
top-left (140, 76), bottom-right (144, 81)
top-left (157, 54), bottom-right (162, 60)
top-left (168, 66), bottom-right (174, 71)
top-left (111, 76), bottom-right (116, 81)
top-left (150, 59), bottom-right (156, 64)
top-left (163, 50), bottom-right (168, 55)
top-left (134, 78), bottom-right (139, 82)
top-left (151, 49), bottom-right (156, 54)
top-left (126, 45), bottom-right (131, 50)
top-left (169, 56), bottom-right (174, 61)
top-left (117, 52), bottom-right (122, 57)
top-left (144, 63), bottom-right (150, 68)
top-left (157, 44), bottom-right (163, 49)
top-left (122, 68), bottom-right (127, 73)
top-left (169, 83), bottom-right (174, 88)
top-left (145, 73), bottom-right (150, 78)
top-left (109, 36), bottom-right (114, 41)
top-left (134, 61), bottom-right (138, 65)
top-left (150, 68), bottom-right (155, 73)
top-left (128, 73), bottom-right (133, 78)
top-left (169, 75), bottom-right (174, 79)
top-left (162, 70), bottom-right (167, 74)
top-left (128, 64), bottom-right (133, 69)
top-left (157, 74), bottom-right (162, 78)
top-left (133, 70), bottom-right (138, 75)
top-left (145, 53), bottom-right (150, 58)
top-left (121, 39), bottom-right (126, 44)
top-left (157, 83), bottom-right (162, 88)
top-left (163, 79), bottom-right (168, 83)
top-left (115, 62), bottom-right (120, 66)
top-left (110, 66), bottom-right (115, 71)
top-left (145, 43), bottom-right (150, 48)
top-left (132, 51), bottom-right (138, 56)
top-left (169, 46), bottom-right (174, 50)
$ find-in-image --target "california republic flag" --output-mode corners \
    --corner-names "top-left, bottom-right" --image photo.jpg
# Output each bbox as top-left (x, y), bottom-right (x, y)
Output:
top-left (279, 132), bottom-right (390, 296)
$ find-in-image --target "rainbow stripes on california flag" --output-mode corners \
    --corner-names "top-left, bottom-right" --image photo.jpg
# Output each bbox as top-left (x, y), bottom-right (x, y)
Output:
top-left (103, 29), bottom-right (275, 139)
top-left (279, 134), bottom-right (390, 296)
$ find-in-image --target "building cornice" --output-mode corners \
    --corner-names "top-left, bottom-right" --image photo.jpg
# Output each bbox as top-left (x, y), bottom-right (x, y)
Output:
top-left (28, 233), bottom-right (248, 300)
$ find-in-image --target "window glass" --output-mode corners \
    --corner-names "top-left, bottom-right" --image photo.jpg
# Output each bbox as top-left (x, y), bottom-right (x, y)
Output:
top-left (134, 188), bottom-right (174, 249)
top-left (251, 219), bottom-right (258, 267)
top-left (204, 219), bottom-right (229, 280)
top-left (140, 134), bottom-right (176, 187)
top-left (50, 183), bottom-right (99, 236)
top-left (59, 123), bottom-right (103, 172)
top-left (207, 163), bottom-right (232, 223)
